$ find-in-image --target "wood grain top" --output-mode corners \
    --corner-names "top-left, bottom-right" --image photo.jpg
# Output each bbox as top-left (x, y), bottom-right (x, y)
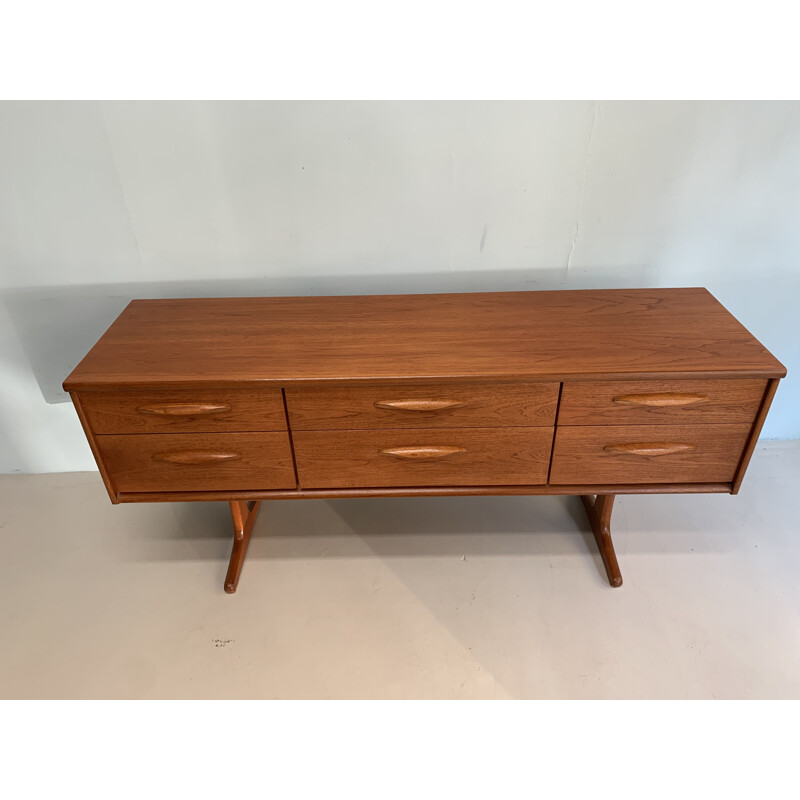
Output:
top-left (63, 288), bottom-right (786, 389)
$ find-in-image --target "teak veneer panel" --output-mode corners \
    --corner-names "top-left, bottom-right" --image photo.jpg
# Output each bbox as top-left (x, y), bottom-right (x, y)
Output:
top-left (732, 377), bottom-right (780, 494)
top-left (550, 423), bottom-right (752, 485)
top-left (293, 427), bottom-right (554, 489)
top-left (286, 381), bottom-right (559, 429)
top-left (63, 289), bottom-right (786, 389)
top-left (558, 378), bottom-right (767, 426)
top-left (80, 387), bottom-right (287, 434)
top-left (96, 432), bottom-right (296, 492)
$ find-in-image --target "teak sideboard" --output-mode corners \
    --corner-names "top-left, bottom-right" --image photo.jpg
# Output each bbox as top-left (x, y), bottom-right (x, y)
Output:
top-left (63, 288), bottom-right (786, 593)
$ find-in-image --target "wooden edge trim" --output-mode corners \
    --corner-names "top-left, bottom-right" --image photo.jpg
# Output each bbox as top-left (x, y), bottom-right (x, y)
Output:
top-left (731, 377), bottom-right (780, 495)
top-left (70, 391), bottom-right (119, 503)
top-left (115, 482), bottom-right (732, 503)
top-left (62, 367), bottom-right (787, 392)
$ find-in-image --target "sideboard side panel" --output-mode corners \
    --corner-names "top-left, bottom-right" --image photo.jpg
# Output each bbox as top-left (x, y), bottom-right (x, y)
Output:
top-left (70, 391), bottom-right (119, 503)
top-left (730, 378), bottom-right (781, 494)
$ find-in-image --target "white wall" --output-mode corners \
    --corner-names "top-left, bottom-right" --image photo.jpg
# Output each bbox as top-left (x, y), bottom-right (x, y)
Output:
top-left (1, 101), bottom-right (798, 474)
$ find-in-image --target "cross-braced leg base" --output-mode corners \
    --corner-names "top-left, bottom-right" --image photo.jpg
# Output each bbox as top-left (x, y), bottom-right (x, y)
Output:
top-left (580, 494), bottom-right (623, 588)
top-left (224, 500), bottom-right (262, 594)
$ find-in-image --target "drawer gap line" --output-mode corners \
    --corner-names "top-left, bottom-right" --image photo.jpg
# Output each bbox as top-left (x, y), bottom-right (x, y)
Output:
top-left (282, 387), bottom-right (301, 489)
top-left (546, 382), bottom-right (564, 484)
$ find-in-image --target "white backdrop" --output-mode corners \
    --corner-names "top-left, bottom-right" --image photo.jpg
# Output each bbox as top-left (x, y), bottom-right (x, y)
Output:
top-left (1, 101), bottom-right (797, 473)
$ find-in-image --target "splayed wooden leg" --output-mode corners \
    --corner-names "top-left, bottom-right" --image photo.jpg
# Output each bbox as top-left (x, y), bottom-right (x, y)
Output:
top-left (580, 494), bottom-right (622, 588)
top-left (224, 500), bottom-right (262, 593)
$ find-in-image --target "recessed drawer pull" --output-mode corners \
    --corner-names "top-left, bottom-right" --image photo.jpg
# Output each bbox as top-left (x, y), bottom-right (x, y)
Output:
top-left (374, 399), bottom-right (466, 412)
top-left (603, 442), bottom-right (696, 456)
top-left (378, 446), bottom-right (467, 460)
top-left (612, 393), bottom-right (709, 407)
top-left (136, 403), bottom-right (232, 416)
top-left (153, 451), bottom-right (242, 465)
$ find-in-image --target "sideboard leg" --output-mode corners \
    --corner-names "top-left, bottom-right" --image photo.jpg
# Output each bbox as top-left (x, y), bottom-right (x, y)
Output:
top-left (224, 500), bottom-right (262, 594)
top-left (579, 494), bottom-right (623, 588)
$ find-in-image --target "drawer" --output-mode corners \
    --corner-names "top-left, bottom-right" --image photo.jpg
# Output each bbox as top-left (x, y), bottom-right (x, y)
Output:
top-left (285, 382), bottom-right (559, 430)
top-left (96, 432), bottom-right (296, 492)
top-left (558, 379), bottom-right (767, 425)
top-left (293, 427), bottom-right (553, 488)
top-left (549, 424), bottom-right (752, 485)
top-left (81, 387), bottom-right (287, 434)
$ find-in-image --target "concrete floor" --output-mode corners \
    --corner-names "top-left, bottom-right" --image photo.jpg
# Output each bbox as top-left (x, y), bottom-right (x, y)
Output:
top-left (1, 440), bottom-right (798, 699)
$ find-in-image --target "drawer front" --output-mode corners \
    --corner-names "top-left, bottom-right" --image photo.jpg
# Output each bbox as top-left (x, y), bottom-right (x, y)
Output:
top-left (558, 379), bottom-right (767, 425)
top-left (81, 387), bottom-right (287, 434)
top-left (286, 382), bottom-right (559, 430)
top-left (293, 427), bottom-right (553, 488)
top-left (549, 424), bottom-right (752, 485)
top-left (97, 432), bottom-right (296, 492)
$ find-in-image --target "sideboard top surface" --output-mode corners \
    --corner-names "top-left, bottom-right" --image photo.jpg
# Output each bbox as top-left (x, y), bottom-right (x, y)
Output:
top-left (64, 288), bottom-right (786, 388)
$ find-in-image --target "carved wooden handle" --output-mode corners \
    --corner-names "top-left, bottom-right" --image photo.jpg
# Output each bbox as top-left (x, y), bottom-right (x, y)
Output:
top-left (374, 399), bottom-right (465, 412)
top-left (612, 393), bottom-right (709, 407)
top-left (378, 446), bottom-right (467, 459)
top-left (153, 451), bottom-right (241, 465)
top-left (603, 442), bottom-right (696, 456)
top-left (137, 403), bottom-right (231, 416)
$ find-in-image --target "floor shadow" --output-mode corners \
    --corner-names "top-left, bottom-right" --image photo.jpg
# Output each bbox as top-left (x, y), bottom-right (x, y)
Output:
top-left (113, 487), bottom-right (748, 572)
top-left (141, 494), bottom-right (599, 560)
